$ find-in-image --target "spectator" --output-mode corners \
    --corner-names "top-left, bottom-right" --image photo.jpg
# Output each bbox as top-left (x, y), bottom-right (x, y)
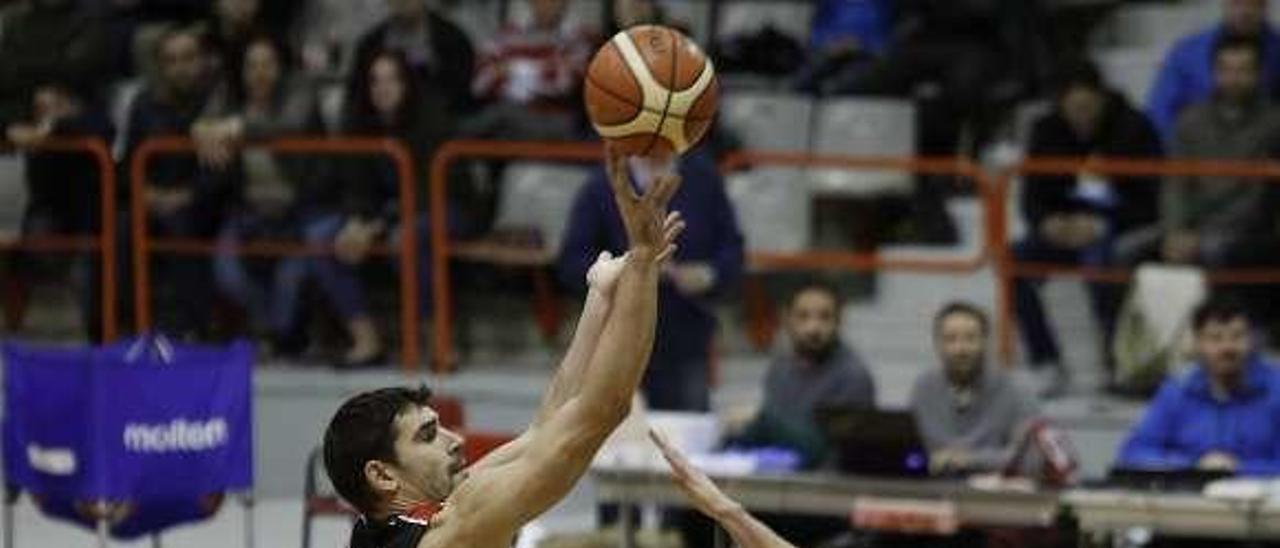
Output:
top-left (1147, 0), bottom-right (1280, 143)
top-left (911, 302), bottom-right (1040, 476)
top-left (351, 0), bottom-right (475, 117)
top-left (1117, 298), bottom-right (1280, 476)
top-left (1159, 36), bottom-right (1280, 268)
top-left (795, 0), bottom-right (895, 95)
top-left (842, 0), bottom-right (1050, 155)
top-left (467, 0), bottom-right (596, 140)
top-left (4, 84), bottom-right (114, 342)
top-left (199, 0), bottom-right (304, 80)
top-left (193, 34), bottom-right (323, 355)
top-left (308, 50), bottom-right (477, 367)
top-left (604, 0), bottom-right (678, 37)
top-left (122, 26), bottom-right (226, 338)
top-left (0, 0), bottom-right (110, 128)
top-left (731, 281), bottom-right (876, 468)
top-left (1014, 60), bottom-right (1163, 398)
top-left (559, 148), bottom-right (745, 413)
top-left (292, 0), bottom-right (388, 76)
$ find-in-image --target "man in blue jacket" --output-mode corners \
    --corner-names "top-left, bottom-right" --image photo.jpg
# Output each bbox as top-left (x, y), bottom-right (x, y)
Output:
top-left (1146, 0), bottom-right (1280, 142)
top-left (1117, 298), bottom-right (1280, 476)
top-left (559, 148), bottom-right (745, 413)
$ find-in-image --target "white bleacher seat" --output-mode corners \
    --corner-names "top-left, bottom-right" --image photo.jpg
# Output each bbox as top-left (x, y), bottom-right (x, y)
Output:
top-left (715, 1), bottom-right (814, 45)
top-left (719, 92), bottom-right (813, 152)
top-left (318, 83), bottom-right (347, 134)
top-left (108, 79), bottom-right (144, 160)
top-left (726, 167), bottom-right (811, 253)
top-left (492, 162), bottom-right (592, 251)
top-left (1094, 47), bottom-right (1165, 107)
top-left (809, 97), bottom-right (916, 197)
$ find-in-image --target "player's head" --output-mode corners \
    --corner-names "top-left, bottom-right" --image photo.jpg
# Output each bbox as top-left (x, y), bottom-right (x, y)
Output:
top-left (933, 301), bottom-right (989, 384)
top-left (324, 386), bottom-right (467, 516)
top-left (785, 281), bottom-right (843, 361)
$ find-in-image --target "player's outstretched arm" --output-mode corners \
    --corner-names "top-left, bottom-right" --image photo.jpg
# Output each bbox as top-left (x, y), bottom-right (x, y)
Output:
top-left (468, 250), bottom-right (632, 472)
top-left (650, 429), bottom-right (797, 548)
top-left (422, 146), bottom-right (682, 547)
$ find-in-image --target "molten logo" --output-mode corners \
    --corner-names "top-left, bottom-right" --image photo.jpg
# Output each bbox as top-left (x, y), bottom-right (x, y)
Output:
top-left (122, 418), bottom-right (229, 453)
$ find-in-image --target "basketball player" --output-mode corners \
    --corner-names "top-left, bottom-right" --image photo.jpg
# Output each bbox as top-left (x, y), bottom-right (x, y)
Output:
top-left (323, 145), bottom-right (685, 548)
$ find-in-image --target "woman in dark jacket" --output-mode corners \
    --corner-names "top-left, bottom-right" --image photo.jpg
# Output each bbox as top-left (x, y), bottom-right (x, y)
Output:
top-left (306, 49), bottom-right (478, 367)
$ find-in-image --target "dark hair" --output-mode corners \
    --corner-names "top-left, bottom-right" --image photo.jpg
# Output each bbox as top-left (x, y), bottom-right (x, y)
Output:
top-left (323, 385), bottom-right (433, 515)
top-left (1053, 58), bottom-right (1105, 97)
top-left (789, 280), bottom-right (844, 310)
top-left (228, 32), bottom-right (294, 107)
top-left (933, 301), bottom-right (990, 335)
top-left (1192, 297), bottom-right (1252, 331)
top-left (1214, 34), bottom-right (1264, 67)
top-left (344, 49), bottom-right (422, 134)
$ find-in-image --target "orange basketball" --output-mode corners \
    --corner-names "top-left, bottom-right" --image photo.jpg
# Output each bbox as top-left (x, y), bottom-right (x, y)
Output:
top-left (583, 25), bottom-right (719, 158)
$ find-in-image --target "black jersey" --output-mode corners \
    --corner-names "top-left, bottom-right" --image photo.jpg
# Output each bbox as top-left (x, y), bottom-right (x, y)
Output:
top-left (348, 514), bottom-right (429, 548)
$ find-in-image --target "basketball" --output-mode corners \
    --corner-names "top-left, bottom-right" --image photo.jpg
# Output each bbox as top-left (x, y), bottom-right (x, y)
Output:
top-left (583, 25), bottom-right (719, 158)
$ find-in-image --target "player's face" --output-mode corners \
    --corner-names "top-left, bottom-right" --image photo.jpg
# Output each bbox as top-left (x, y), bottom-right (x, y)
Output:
top-left (370, 57), bottom-right (408, 119)
top-left (1196, 316), bottom-right (1251, 382)
top-left (786, 289), bottom-right (839, 360)
top-left (387, 405), bottom-right (467, 503)
top-left (936, 313), bottom-right (986, 383)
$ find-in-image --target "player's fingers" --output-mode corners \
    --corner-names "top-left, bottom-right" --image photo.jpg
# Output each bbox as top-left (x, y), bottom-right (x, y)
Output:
top-left (597, 250), bottom-right (612, 263)
top-left (655, 244), bottom-right (677, 264)
top-left (664, 218), bottom-right (686, 243)
top-left (648, 173), bottom-right (682, 207)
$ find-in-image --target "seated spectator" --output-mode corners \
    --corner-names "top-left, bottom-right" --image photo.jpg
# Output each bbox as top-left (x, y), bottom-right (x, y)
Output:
top-left (731, 281), bottom-right (876, 469)
top-left (198, 0), bottom-right (304, 79)
top-left (123, 26), bottom-right (226, 338)
top-left (0, 0), bottom-right (110, 128)
top-left (4, 83), bottom-right (114, 342)
top-left (795, 0), bottom-right (895, 95)
top-left (911, 302), bottom-right (1041, 476)
top-left (351, 0), bottom-right (475, 118)
top-left (466, 0), bottom-right (596, 140)
top-left (1147, 0), bottom-right (1280, 143)
top-left (1158, 36), bottom-right (1280, 268)
top-left (192, 34), bottom-right (323, 355)
top-left (841, 0), bottom-right (1050, 155)
top-left (1117, 298), bottom-right (1280, 476)
top-left (1014, 60), bottom-right (1163, 398)
top-left (308, 50), bottom-right (478, 367)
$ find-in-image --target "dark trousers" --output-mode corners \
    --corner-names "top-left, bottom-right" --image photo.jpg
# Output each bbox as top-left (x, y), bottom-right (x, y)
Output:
top-left (1012, 237), bottom-right (1123, 368)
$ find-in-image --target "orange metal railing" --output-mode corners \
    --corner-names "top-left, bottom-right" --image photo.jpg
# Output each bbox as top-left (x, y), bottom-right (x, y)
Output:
top-left (996, 156), bottom-right (1280, 365)
top-left (129, 136), bottom-right (421, 370)
top-left (1, 137), bottom-right (117, 341)
top-left (428, 141), bottom-right (1000, 371)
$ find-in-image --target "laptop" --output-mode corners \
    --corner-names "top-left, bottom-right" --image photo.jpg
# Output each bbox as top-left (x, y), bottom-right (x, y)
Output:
top-left (814, 407), bottom-right (930, 478)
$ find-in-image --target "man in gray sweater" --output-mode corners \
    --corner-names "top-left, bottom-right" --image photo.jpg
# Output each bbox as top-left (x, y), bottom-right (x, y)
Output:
top-left (910, 302), bottom-right (1041, 475)
top-left (732, 282), bottom-right (876, 467)
top-left (1160, 35), bottom-right (1280, 266)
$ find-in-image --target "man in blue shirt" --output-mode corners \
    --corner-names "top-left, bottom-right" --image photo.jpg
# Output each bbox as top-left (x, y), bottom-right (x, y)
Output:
top-left (1117, 298), bottom-right (1280, 476)
top-left (1147, 0), bottom-right (1280, 142)
top-left (559, 148), bottom-right (745, 412)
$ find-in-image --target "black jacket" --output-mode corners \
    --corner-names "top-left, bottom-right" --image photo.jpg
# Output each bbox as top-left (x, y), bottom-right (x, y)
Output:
top-left (1022, 91), bottom-right (1164, 236)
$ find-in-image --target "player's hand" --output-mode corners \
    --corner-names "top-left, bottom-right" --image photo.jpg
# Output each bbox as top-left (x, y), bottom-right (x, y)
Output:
top-left (587, 251), bottom-right (627, 296)
top-left (650, 428), bottom-right (741, 519)
top-left (666, 262), bottom-right (715, 296)
top-left (606, 144), bottom-right (682, 257)
top-left (1198, 451), bottom-right (1239, 472)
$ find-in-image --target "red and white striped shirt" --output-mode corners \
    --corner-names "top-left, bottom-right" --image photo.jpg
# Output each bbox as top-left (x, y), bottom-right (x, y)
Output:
top-left (472, 22), bottom-right (599, 109)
